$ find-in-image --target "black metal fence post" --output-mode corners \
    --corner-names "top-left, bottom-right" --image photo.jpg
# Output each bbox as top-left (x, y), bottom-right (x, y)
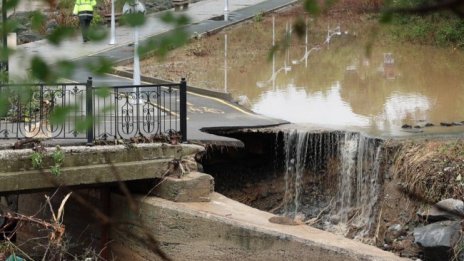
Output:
top-left (180, 78), bottom-right (187, 142)
top-left (86, 77), bottom-right (94, 145)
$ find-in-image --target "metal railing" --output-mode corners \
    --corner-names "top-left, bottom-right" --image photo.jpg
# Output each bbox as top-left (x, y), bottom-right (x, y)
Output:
top-left (0, 77), bottom-right (187, 143)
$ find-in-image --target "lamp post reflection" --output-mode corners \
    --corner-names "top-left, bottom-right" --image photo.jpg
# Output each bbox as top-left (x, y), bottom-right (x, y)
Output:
top-left (256, 17), bottom-right (291, 89)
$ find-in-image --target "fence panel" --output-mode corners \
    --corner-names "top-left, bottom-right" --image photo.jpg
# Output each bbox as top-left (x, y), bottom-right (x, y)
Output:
top-left (0, 79), bottom-right (187, 142)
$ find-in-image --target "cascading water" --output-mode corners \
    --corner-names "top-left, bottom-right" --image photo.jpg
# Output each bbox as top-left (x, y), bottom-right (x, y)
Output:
top-left (335, 132), bottom-right (383, 237)
top-left (280, 130), bottom-right (340, 218)
top-left (279, 129), bottom-right (383, 238)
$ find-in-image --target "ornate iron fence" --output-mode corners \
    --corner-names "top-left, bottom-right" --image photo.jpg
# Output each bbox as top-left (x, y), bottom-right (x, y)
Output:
top-left (0, 77), bottom-right (187, 143)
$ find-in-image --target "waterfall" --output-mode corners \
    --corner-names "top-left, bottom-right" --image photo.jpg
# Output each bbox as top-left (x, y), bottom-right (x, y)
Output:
top-left (336, 132), bottom-right (383, 237)
top-left (279, 130), bottom-right (383, 237)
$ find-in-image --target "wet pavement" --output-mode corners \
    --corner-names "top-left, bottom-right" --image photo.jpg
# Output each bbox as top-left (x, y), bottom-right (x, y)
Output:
top-left (9, 0), bottom-right (295, 143)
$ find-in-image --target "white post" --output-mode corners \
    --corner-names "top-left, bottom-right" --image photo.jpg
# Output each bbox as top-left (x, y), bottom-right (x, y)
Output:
top-left (272, 16), bottom-right (275, 90)
top-left (133, 28), bottom-right (141, 85)
top-left (305, 18), bottom-right (308, 67)
top-left (109, 0), bottom-right (116, 45)
top-left (224, 34), bottom-right (228, 93)
top-left (224, 0), bottom-right (229, 21)
top-left (272, 16), bottom-right (275, 47)
top-left (284, 22), bottom-right (288, 74)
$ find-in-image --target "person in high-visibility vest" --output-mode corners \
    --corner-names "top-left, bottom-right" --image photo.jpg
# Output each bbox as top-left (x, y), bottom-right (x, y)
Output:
top-left (73, 0), bottom-right (97, 42)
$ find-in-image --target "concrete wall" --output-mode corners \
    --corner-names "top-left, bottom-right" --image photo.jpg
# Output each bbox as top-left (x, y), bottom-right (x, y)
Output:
top-left (110, 193), bottom-right (407, 261)
top-left (0, 143), bottom-right (204, 193)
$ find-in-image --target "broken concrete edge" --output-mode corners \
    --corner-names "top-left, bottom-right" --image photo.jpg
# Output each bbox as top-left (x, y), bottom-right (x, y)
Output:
top-left (114, 193), bottom-right (409, 261)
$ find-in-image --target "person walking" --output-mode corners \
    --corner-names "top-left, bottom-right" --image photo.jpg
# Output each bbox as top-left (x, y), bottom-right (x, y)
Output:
top-left (73, 0), bottom-right (97, 42)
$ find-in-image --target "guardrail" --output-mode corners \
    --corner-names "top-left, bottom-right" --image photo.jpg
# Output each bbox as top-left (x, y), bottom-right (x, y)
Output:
top-left (0, 77), bottom-right (187, 143)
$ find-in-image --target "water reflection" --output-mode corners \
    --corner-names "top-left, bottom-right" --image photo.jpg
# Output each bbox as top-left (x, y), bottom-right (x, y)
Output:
top-left (253, 82), bottom-right (370, 126)
top-left (382, 93), bottom-right (431, 128)
top-left (183, 17), bottom-right (464, 136)
top-left (235, 34), bottom-right (464, 136)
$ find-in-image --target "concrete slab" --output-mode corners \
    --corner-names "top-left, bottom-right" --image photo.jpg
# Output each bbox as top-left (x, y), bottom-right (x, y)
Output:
top-left (111, 192), bottom-right (409, 260)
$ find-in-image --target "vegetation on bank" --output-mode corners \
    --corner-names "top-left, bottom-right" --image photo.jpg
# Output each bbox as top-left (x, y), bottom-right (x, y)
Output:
top-left (392, 140), bottom-right (464, 203)
top-left (384, 12), bottom-right (464, 48)
top-left (320, 0), bottom-right (464, 49)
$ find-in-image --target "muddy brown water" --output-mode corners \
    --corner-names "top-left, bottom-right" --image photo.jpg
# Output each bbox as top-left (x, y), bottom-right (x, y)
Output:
top-left (199, 28), bottom-right (464, 137)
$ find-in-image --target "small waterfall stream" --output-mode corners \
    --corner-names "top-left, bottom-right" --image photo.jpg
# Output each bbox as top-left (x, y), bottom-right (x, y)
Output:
top-left (279, 129), bottom-right (384, 237)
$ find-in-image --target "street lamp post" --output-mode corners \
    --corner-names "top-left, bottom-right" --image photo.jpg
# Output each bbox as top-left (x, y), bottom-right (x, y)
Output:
top-left (133, 28), bottom-right (140, 85)
top-left (109, 0), bottom-right (116, 45)
top-left (123, 0), bottom-right (146, 86)
top-left (224, 0), bottom-right (229, 21)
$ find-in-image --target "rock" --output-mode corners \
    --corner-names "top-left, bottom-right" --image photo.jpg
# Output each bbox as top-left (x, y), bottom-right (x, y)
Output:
top-left (15, 23), bottom-right (28, 33)
top-left (453, 122), bottom-right (463, 126)
top-left (47, 19), bottom-right (59, 34)
top-left (414, 125), bottom-right (422, 129)
top-left (444, 167), bottom-right (454, 173)
top-left (151, 172), bottom-right (214, 202)
top-left (387, 223), bottom-right (404, 238)
top-left (418, 199), bottom-right (464, 222)
top-left (269, 215), bottom-right (300, 226)
top-left (440, 122), bottom-right (453, 127)
top-left (329, 214), bottom-right (340, 225)
top-left (424, 123), bottom-right (434, 127)
top-left (402, 124), bottom-right (412, 129)
top-left (414, 221), bottom-right (461, 261)
top-left (18, 32), bottom-right (42, 44)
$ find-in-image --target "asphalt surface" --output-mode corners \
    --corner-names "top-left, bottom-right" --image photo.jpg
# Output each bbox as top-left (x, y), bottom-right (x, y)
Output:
top-left (10, 0), bottom-right (294, 143)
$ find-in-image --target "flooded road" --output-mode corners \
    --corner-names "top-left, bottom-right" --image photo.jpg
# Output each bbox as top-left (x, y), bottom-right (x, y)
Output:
top-left (224, 29), bottom-right (464, 137)
top-left (140, 15), bottom-right (464, 137)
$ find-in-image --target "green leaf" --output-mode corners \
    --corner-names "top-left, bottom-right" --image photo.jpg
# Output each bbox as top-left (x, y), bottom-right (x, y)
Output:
top-left (88, 25), bottom-right (108, 41)
top-left (175, 14), bottom-right (190, 26)
top-left (55, 60), bottom-right (76, 78)
top-left (267, 44), bottom-right (279, 61)
top-left (95, 87), bottom-right (111, 98)
top-left (0, 47), bottom-right (14, 61)
top-left (0, 94), bottom-right (9, 117)
top-left (5, 0), bottom-right (20, 10)
top-left (49, 105), bottom-right (77, 125)
top-left (145, 29), bottom-right (189, 58)
top-left (76, 117), bottom-right (93, 132)
top-left (30, 11), bottom-right (47, 32)
top-left (47, 26), bottom-right (76, 45)
top-left (31, 56), bottom-right (54, 82)
top-left (121, 13), bottom-right (146, 27)
top-left (160, 11), bottom-right (175, 24)
top-left (160, 12), bottom-right (190, 26)
top-left (85, 57), bottom-right (113, 75)
top-left (5, 20), bottom-right (19, 34)
top-left (101, 104), bottom-right (114, 113)
top-left (304, 0), bottom-right (320, 15)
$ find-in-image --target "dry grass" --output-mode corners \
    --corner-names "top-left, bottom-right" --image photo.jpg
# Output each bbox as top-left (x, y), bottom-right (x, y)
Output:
top-left (392, 140), bottom-right (464, 203)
